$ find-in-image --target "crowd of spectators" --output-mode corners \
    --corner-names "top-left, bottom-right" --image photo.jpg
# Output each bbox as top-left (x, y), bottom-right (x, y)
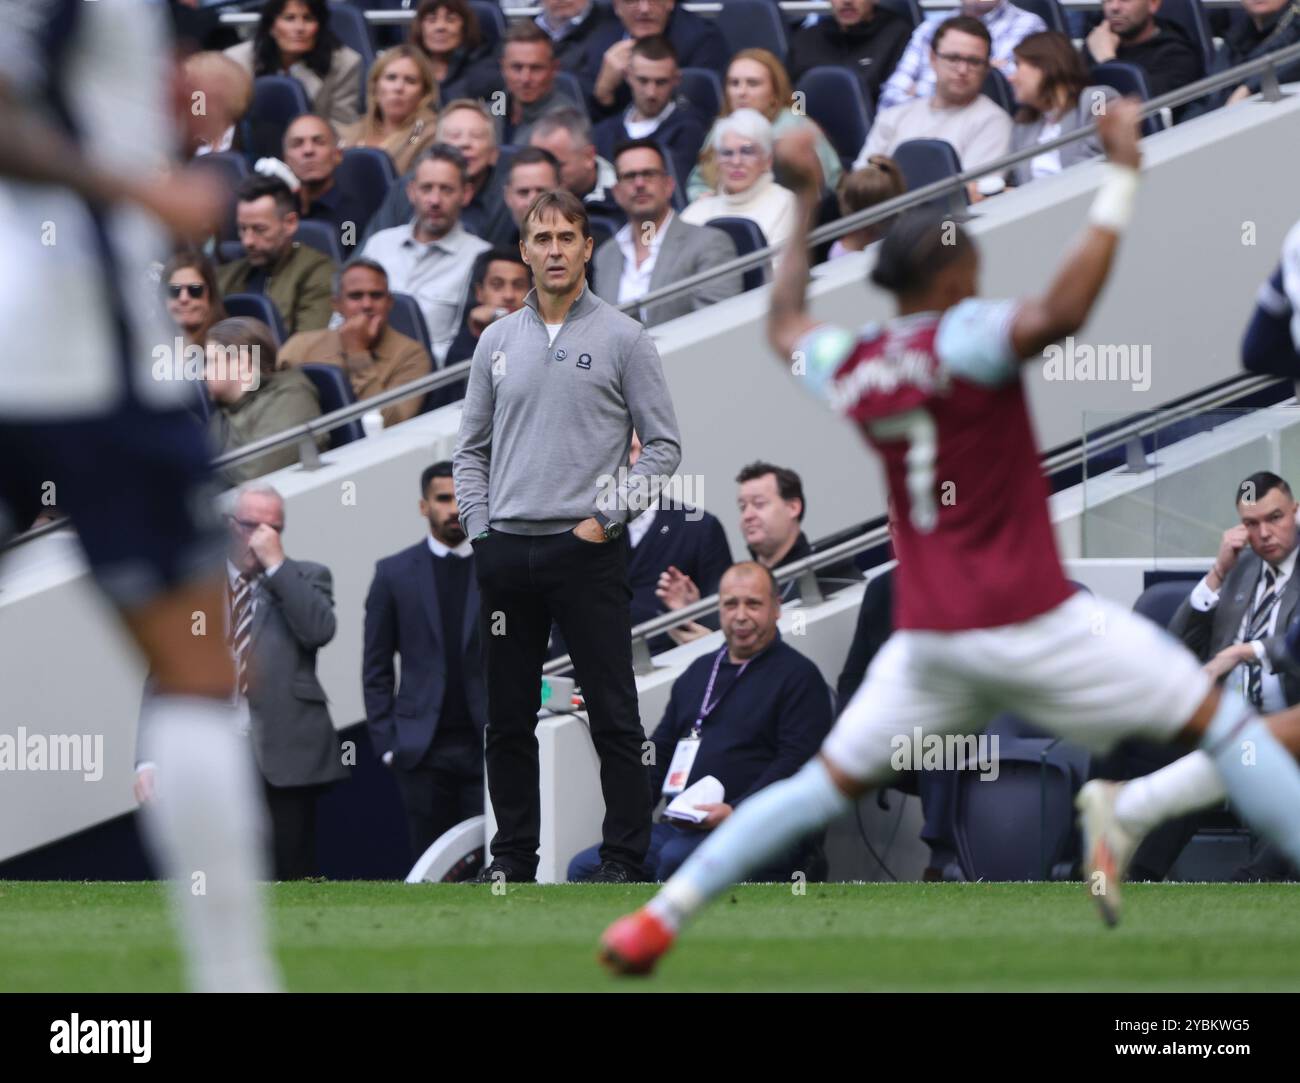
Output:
top-left (157, 0), bottom-right (1298, 482)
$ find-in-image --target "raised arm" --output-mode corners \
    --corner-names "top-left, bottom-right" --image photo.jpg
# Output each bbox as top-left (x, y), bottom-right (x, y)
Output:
top-left (1009, 98), bottom-right (1144, 361)
top-left (765, 128), bottom-right (827, 366)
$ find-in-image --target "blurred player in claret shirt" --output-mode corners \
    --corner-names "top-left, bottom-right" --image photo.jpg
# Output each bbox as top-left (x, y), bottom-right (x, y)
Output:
top-left (0, 0), bottom-right (277, 991)
top-left (599, 102), bottom-right (1300, 976)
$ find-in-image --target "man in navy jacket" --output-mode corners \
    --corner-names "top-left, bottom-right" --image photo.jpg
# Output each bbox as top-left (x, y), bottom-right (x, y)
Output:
top-left (568, 562), bottom-right (833, 880)
top-left (363, 462), bottom-right (488, 862)
top-left (582, 0), bottom-right (731, 119)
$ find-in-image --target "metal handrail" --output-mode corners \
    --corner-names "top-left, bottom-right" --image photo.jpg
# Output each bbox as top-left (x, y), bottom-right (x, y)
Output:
top-left (543, 372), bottom-right (1291, 673)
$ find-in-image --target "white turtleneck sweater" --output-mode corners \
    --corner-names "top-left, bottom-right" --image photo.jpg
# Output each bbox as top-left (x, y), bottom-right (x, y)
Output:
top-left (680, 172), bottom-right (798, 250)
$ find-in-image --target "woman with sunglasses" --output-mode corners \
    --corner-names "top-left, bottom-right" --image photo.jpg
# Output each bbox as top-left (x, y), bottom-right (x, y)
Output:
top-left (164, 250), bottom-right (226, 352)
top-left (680, 108), bottom-right (798, 249)
top-left (686, 48), bottom-right (841, 204)
top-left (224, 0), bottom-right (364, 127)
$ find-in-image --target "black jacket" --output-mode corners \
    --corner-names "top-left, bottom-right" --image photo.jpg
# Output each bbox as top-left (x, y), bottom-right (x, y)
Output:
top-left (787, 10), bottom-right (913, 105)
top-left (646, 634), bottom-right (833, 803)
top-left (363, 541), bottom-right (488, 769)
top-left (1225, 2), bottom-right (1300, 93)
top-left (1082, 17), bottom-right (1205, 100)
top-left (541, 3), bottom-right (624, 72)
top-left (592, 98), bottom-right (709, 185)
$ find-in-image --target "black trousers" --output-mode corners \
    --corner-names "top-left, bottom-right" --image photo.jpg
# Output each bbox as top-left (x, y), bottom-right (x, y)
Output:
top-left (392, 729), bottom-right (484, 862)
top-left (474, 528), bottom-right (649, 876)
top-left (262, 779), bottom-right (330, 880)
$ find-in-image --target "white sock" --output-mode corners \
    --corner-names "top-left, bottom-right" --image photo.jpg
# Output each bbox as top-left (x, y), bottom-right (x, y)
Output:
top-left (648, 758), bottom-right (852, 931)
top-left (1113, 750), bottom-right (1226, 836)
top-left (138, 695), bottom-right (280, 993)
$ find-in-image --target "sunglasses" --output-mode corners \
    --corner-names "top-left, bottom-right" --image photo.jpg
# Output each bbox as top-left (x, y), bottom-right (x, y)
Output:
top-left (168, 283), bottom-right (207, 299)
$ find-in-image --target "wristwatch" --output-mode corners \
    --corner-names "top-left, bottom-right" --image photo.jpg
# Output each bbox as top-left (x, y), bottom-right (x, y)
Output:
top-left (594, 511), bottom-right (624, 541)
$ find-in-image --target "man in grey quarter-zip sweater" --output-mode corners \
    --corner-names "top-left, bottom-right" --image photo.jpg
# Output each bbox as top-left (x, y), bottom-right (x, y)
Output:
top-left (453, 188), bottom-right (681, 883)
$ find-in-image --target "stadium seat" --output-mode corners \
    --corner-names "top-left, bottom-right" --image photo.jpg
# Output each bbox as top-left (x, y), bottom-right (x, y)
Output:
top-left (1132, 579), bottom-right (1195, 629)
top-left (1088, 62), bottom-right (1166, 134)
top-left (328, 2), bottom-right (377, 107)
top-left (1014, 0), bottom-right (1069, 34)
top-left (223, 292), bottom-right (290, 345)
top-left (295, 219), bottom-right (346, 263)
top-left (952, 719), bottom-right (1091, 881)
top-left (191, 151), bottom-right (249, 241)
top-left (335, 146), bottom-right (397, 231)
top-left (704, 216), bottom-right (770, 292)
top-left (891, 138), bottom-right (969, 211)
top-left (981, 67), bottom-right (1016, 115)
top-left (716, 0), bottom-right (789, 64)
top-left (679, 68), bottom-right (723, 123)
top-left (388, 291), bottom-right (434, 357)
top-left (877, 0), bottom-right (922, 28)
top-left (795, 67), bottom-right (874, 172)
top-left (243, 75), bottom-right (312, 164)
top-left (297, 363), bottom-right (367, 447)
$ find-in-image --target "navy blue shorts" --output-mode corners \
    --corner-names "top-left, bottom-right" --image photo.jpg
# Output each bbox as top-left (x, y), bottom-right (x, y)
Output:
top-left (0, 403), bottom-right (226, 608)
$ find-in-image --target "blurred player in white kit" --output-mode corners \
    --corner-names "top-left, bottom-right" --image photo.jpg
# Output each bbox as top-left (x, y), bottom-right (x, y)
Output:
top-left (0, 0), bottom-right (277, 992)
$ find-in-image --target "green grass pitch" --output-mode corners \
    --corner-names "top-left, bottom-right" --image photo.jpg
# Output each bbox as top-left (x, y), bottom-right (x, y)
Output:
top-left (3, 880), bottom-right (1299, 992)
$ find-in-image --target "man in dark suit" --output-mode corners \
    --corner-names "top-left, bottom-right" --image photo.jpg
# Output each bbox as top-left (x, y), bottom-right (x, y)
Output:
top-left (1135, 470), bottom-right (1300, 880)
top-left (593, 138), bottom-right (739, 326)
top-left (133, 484), bottom-right (348, 880)
top-left (623, 432), bottom-right (732, 646)
top-left (363, 462), bottom-right (488, 863)
top-left (583, 0), bottom-right (730, 118)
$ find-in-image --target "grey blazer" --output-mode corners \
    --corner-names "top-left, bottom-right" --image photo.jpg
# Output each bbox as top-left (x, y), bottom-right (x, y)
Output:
top-left (1167, 550), bottom-right (1300, 705)
top-left (592, 213), bottom-right (741, 327)
top-left (225, 39), bottom-right (363, 128)
top-left (244, 558), bottom-right (349, 787)
top-left (1008, 85), bottom-right (1117, 187)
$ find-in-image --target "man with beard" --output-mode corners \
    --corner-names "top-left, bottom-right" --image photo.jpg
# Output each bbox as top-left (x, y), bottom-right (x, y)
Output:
top-left (363, 462), bottom-right (488, 863)
top-left (1082, 0), bottom-right (1205, 101)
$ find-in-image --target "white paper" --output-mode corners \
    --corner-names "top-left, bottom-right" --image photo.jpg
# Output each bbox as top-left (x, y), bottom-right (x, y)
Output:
top-left (662, 775), bottom-right (725, 824)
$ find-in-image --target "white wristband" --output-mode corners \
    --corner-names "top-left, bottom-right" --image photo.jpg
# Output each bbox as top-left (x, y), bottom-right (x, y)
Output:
top-left (1088, 164), bottom-right (1140, 233)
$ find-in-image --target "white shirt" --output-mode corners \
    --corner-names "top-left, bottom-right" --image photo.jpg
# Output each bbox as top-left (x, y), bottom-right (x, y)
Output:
top-left (545, 322), bottom-right (564, 346)
top-left (1189, 546), bottom-right (1298, 711)
top-left (1030, 119), bottom-right (1064, 179)
top-left (360, 220), bottom-right (491, 364)
top-left (427, 534), bottom-right (473, 558)
top-left (627, 499), bottom-right (660, 549)
top-left (624, 100), bottom-right (676, 139)
top-left (615, 211), bottom-right (674, 305)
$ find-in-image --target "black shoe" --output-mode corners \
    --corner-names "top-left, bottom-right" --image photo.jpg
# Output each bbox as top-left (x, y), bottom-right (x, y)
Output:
top-left (578, 860), bottom-right (643, 884)
top-left (472, 862), bottom-right (536, 884)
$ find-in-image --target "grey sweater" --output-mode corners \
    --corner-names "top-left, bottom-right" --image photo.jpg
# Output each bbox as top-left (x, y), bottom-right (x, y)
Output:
top-left (453, 285), bottom-right (682, 539)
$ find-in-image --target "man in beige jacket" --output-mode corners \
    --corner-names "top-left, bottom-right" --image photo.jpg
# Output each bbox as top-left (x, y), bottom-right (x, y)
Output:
top-left (278, 258), bottom-right (434, 428)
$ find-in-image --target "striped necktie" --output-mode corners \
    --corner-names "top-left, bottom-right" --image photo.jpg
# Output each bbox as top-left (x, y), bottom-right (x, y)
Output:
top-left (230, 573), bottom-right (255, 697)
top-left (1245, 568), bottom-right (1279, 708)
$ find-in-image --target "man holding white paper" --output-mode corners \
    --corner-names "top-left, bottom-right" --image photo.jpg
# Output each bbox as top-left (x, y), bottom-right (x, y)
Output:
top-left (566, 562), bottom-right (833, 881)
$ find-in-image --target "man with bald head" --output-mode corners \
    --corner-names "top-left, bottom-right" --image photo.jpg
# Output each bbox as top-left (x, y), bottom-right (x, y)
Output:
top-left (281, 114), bottom-right (371, 251)
top-left (567, 561), bottom-right (833, 882)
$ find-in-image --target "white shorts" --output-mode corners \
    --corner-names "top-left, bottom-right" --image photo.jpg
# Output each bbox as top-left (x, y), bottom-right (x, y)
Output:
top-left (823, 593), bottom-right (1212, 783)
